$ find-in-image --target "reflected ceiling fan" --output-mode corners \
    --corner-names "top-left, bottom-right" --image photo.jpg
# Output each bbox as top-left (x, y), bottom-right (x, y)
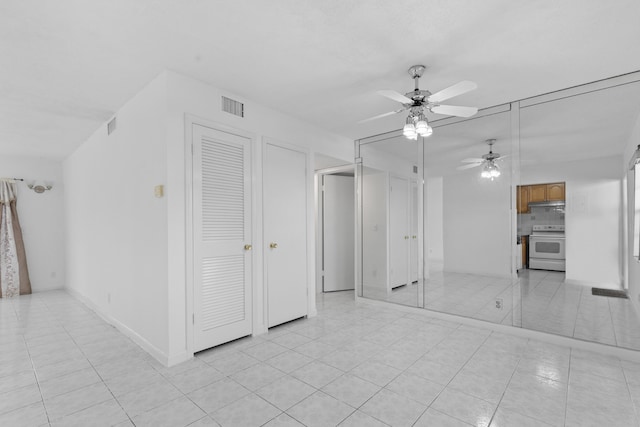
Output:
top-left (457, 139), bottom-right (507, 179)
top-left (360, 65), bottom-right (478, 140)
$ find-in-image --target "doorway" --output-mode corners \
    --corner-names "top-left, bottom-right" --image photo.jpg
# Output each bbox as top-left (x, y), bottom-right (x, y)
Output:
top-left (316, 164), bottom-right (355, 293)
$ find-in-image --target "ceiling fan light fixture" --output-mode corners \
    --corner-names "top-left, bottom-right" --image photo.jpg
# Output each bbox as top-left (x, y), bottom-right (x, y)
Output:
top-left (415, 115), bottom-right (432, 137)
top-left (403, 117), bottom-right (417, 139)
top-left (482, 161), bottom-right (501, 180)
top-left (420, 124), bottom-right (433, 137)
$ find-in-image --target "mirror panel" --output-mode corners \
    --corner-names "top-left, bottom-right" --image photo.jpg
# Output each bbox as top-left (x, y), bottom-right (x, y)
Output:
top-left (357, 132), bottom-right (424, 308)
top-left (356, 74), bottom-right (640, 352)
top-left (424, 110), bottom-right (516, 323)
top-left (518, 80), bottom-right (640, 350)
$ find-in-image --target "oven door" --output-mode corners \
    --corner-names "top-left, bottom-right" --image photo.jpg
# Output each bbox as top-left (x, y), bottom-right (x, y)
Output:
top-left (529, 236), bottom-right (565, 260)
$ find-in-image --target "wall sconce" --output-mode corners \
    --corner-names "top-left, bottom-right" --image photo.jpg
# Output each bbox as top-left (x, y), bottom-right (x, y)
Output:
top-left (27, 182), bottom-right (53, 194)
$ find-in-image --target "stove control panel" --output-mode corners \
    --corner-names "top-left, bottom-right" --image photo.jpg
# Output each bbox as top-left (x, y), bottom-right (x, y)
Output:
top-left (532, 225), bottom-right (565, 232)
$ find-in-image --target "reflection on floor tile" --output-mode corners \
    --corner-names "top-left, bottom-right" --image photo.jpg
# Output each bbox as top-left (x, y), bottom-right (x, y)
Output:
top-left (365, 270), bottom-right (640, 351)
top-left (1, 290), bottom-right (640, 426)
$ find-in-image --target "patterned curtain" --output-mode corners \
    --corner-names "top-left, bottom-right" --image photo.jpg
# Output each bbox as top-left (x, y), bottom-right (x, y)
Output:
top-left (0, 179), bottom-right (31, 297)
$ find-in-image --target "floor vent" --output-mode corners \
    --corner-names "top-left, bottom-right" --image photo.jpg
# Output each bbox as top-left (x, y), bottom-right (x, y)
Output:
top-left (592, 288), bottom-right (628, 298)
top-left (222, 96), bottom-right (244, 117)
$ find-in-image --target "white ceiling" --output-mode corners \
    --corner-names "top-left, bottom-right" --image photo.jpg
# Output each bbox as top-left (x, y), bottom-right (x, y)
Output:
top-left (360, 79), bottom-right (640, 176)
top-left (2, 0), bottom-right (640, 160)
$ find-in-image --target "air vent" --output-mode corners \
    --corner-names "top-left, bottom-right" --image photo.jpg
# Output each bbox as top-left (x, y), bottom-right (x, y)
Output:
top-left (107, 117), bottom-right (117, 135)
top-left (222, 96), bottom-right (244, 117)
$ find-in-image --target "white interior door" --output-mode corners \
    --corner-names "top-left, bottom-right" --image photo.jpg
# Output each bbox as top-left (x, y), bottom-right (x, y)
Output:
top-left (389, 175), bottom-right (409, 289)
top-left (192, 124), bottom-right (252, 352)
top-left (264, 143), bottom-right (308, 328)
top-left (323, 174), bottom-right (355, 292)
top-left (410, 179), bottom-right (420, 283)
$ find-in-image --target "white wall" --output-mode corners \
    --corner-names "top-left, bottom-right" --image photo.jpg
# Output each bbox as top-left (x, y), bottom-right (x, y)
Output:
top-left (162, 71), bottom-right (353, 362)
top-left (64, 73), bottom-right (170, 361)
top-left (521, 155), bottom-right (622, 288)
top-left (0, 156), bottom-right (65, 292)
top-left (623, 113), bottom-right (640, 313)
top-left (426, 177), bottom-right (444, 265)
top-left (65, 70), bottom-right (354, 365)
top-left (443, 169), bottom-right (512, 277)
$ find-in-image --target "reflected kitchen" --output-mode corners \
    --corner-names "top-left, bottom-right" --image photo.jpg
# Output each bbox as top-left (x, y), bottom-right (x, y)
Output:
top-left (517, 182), bottom-right (566, 272)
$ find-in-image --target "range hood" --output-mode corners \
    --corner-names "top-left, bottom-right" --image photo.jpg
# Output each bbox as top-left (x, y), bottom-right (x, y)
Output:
top-left (528, 200), bottom-right (565, 208)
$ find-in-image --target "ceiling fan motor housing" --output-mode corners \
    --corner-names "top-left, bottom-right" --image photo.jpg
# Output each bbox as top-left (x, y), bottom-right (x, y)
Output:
top-left (408, 64), bottom-right (427, 79)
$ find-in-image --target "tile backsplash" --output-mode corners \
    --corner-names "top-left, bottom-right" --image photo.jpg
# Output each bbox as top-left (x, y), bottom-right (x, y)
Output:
top-left (517, 205), bottom-right (565, 235)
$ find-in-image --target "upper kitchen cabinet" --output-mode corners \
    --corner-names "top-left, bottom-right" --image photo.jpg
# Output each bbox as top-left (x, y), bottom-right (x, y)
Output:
top-left (517, 185), bottom-right (530, 214)
top-left (517, 182), bottom-right (565, 213)
top-left (529, 184), bottom-right (548, 202)
top-left (546, 182), bottom-right (565, 201)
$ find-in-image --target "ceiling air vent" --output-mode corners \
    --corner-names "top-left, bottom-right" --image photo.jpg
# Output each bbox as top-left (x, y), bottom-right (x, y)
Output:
top-left (222, 96), bottom-right (244, 117)
top-left (107, 117), bottom-right (117, 135)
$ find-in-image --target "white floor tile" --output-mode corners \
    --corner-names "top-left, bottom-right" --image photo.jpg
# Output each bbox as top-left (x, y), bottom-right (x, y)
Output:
top-left (287, 391), bottom-right (354, 427)
top-left (256, 375), bottom-right (316, 410)
top-left (322, 373), bottom-right (380, 408)
top-left (186, 377), bottom-right (250, 414)
top-left (3, 289), bottom-right (640, 427)
top-left (359, 388), bottom-right (426, 427)
top-left (132, 396), bottom-right (205, 427)
top-left (211, 393), bottom-right (281, 427)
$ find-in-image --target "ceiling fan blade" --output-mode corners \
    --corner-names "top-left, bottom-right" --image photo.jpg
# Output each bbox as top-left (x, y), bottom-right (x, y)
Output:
top-left (431, 105), bottom-right (478, 117)
top-left (428, 80), bottom-right (477, 103)
top-left (457, 163), bottom-right (482, 170)
top-left (461, 158), bottom-right (484, 163)
top-left (378, 90), bottom-right (413, 104)
top-left (357, 108), bottom-right (405, 124)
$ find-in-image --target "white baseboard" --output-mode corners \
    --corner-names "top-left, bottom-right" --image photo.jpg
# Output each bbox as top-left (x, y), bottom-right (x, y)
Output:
top-left (65, 288), bottom-right (186, 367)
top-left (564, 278), bottom-right (623, 289)
top-left (437, 269), bottom-right (512, 280)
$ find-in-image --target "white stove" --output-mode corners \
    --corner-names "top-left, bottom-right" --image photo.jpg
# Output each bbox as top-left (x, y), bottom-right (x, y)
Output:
top-left (529, 225), bottom-right (565, 271)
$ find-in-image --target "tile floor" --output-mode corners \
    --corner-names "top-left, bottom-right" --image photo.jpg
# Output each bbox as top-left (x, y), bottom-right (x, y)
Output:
top-left (365, 269), bottom-right (640, 351)
top-left (2, 290), bottom-right (640, 426)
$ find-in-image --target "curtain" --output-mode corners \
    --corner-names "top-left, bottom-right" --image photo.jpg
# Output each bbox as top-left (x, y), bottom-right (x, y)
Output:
top-left (0, 180), bottom-right (31, 297)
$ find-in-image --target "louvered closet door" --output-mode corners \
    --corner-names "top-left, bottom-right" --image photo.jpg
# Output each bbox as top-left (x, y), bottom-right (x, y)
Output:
top-left (193, 124), bottom-right (252, 352)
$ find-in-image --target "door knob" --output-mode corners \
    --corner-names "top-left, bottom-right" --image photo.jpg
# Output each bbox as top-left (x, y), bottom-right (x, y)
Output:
top-left (244, 244), bottom-right (252, 251)
top-left (270, 242), bottom-right (278, 249)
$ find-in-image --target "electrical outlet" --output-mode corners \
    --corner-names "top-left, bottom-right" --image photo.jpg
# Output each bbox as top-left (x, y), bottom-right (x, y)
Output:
top-left (495, 298), bottom-right (503, 310)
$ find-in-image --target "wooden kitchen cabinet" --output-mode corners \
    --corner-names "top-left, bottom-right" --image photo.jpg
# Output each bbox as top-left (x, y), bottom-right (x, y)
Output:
top-left (546, 182), bottom-right (565, 201)
top-left (529, 184), bottom-right (547, 203)
top-left (517, 182), bottom-right (565, 213)
top-left (517, 185), bottom-right (530, 214)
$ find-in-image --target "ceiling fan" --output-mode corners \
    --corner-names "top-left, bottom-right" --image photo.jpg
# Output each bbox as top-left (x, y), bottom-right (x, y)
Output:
top-left (457, 139), bottom-right (506, 179)
top-left (360, 64), bottom-right (478, 139)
